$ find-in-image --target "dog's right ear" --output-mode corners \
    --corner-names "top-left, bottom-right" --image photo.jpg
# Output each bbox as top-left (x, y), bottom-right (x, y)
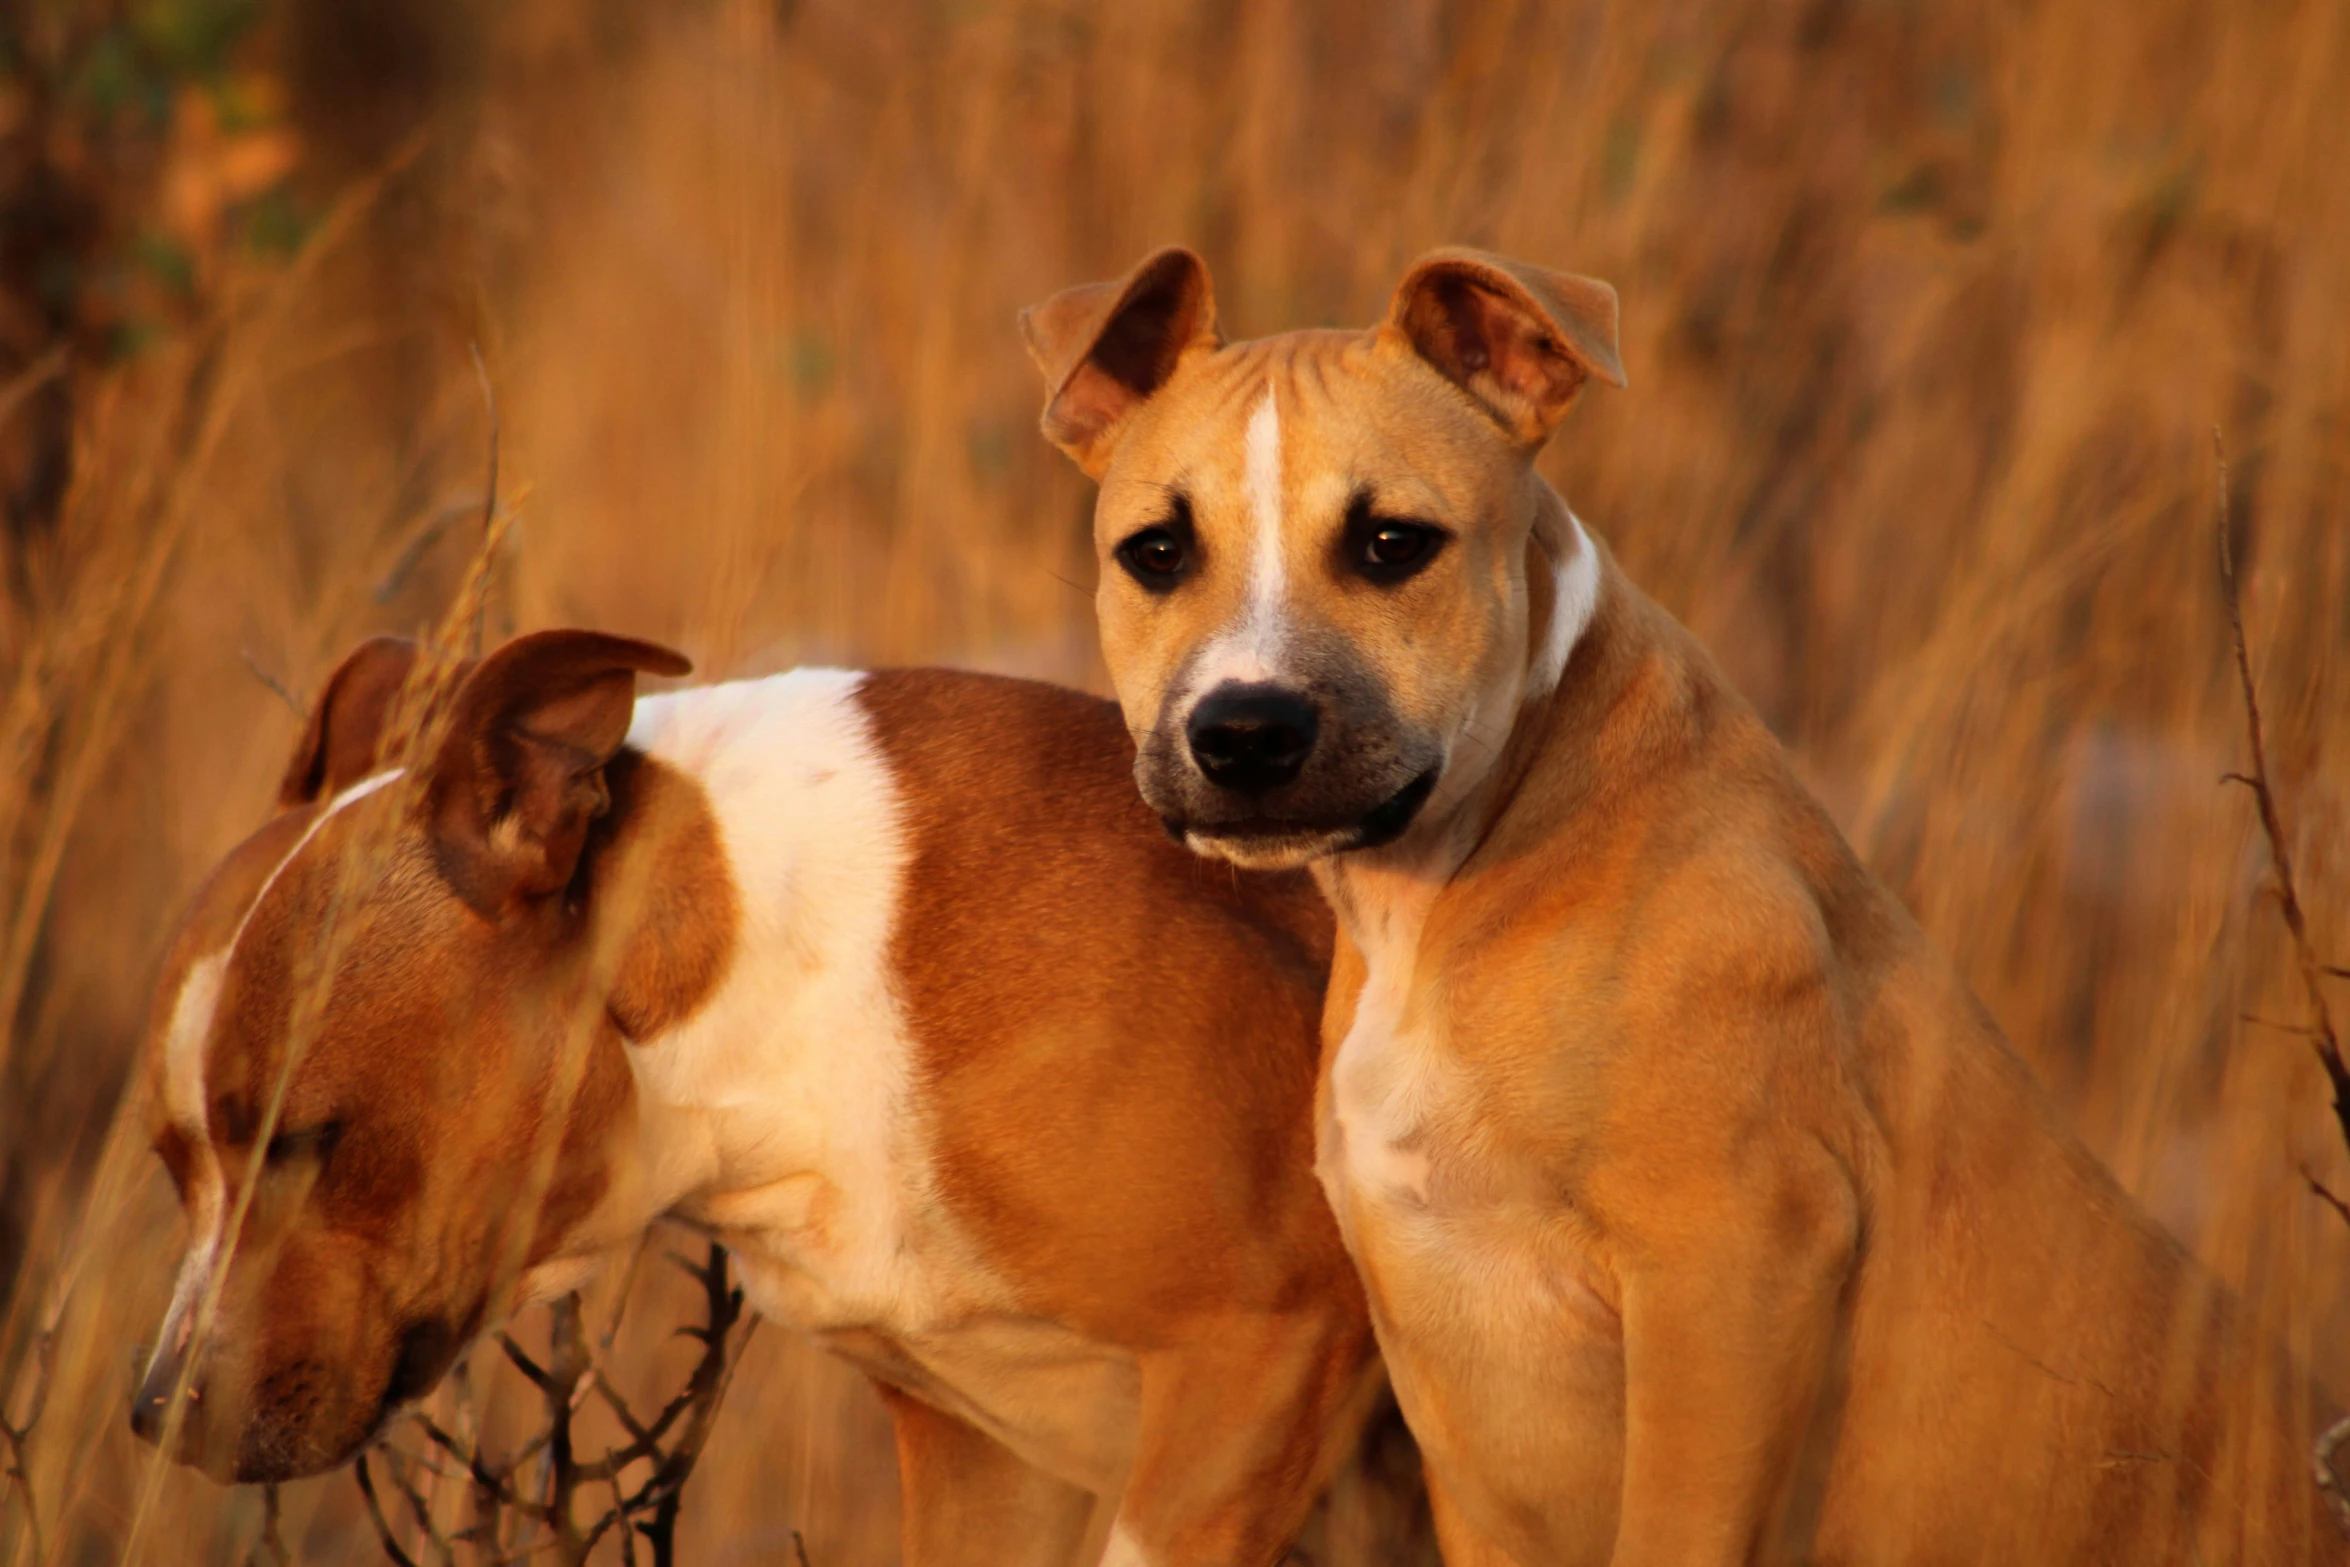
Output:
top-left (1020, 247), bottom-right (1220, 478)
top-left (1385, 248), bottom-right (1625, 448)
top-left (425, 630), bottom-right (692, 916)
top-left (279, 637), bottom-right (423, 807)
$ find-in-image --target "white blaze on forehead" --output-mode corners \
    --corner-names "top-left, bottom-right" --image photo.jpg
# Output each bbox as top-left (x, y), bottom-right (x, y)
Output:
top-left (1528, 512), bottom-right (1601, 699)
top-left (149, 951), bottom-right (228, 1384)
top-left (1243, 383), bottom-right (1285, 609)
top-left (1186, 383), bottom-right (1291, 696)
top-left (144, 767), bottom-right (406, 1384)
top-left (1101, 1522), bottom-right (1154, 1567)
top-left (162, 953), bottom-right (227, 1134)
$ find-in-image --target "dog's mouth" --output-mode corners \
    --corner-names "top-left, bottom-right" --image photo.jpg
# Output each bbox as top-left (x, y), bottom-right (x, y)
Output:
top-left (1169, 766), bottom-right (1442, 869)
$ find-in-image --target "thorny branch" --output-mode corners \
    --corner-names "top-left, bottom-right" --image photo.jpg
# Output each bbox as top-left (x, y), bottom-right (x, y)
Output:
top-left (2211, 430), bottom-right (2350, 1539)
top-left (358, 1240), bottom-right (754, 1567)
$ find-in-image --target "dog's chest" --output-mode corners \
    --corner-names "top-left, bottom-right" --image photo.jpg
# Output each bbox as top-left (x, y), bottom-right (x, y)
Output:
top-left (1320, 889), bottom-right (1483, 1230)
top-left (1317, 880), bottom-right (1617, 1325)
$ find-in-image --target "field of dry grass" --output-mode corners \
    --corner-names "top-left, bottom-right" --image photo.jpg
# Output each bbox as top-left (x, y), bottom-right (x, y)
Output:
top-left (3, 0), bottom-right (2347, 1560)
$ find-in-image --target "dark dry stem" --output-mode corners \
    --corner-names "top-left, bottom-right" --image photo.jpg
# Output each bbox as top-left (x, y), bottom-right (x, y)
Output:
top-left (360, 1241), bottom-right (753, 1566)
top-left (0, 1325), bottom-right (52, 1565)
top-left (2213, 431), bottom-right (2350, 1149)
top-left (2211, 430), bottom-right (2350, 1539)
top-left (356, 1453), bottom-right (428, 1567)
top-left (466, 341), bottom-right (498, 659)
top-left (238, 650), bottom-right (306, 719)
top-left (2300, 1168), bottom-right (2350, 1232)
top-left (248, 1481), bottom-right (290, 1567)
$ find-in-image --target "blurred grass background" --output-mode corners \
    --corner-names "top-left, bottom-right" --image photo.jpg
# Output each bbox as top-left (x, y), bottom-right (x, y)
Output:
top-left (1, 0), bottom-right (2346, 1560)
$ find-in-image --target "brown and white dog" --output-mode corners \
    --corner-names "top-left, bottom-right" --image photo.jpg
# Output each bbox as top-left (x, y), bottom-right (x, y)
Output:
top-left (129, 629), bottom-right (1385, 1566)
top-left (1023, 247), bottom-right (2339, 1563)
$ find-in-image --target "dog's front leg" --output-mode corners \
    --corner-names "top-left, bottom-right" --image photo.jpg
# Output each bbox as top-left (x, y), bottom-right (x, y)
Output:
top-left (878, 1384), bottom-right (1098, 1567)
top-left (1602, 1139), bottom-right (1858, 1567)
top-left (1104, 1306), bottom-right (1381, 1567)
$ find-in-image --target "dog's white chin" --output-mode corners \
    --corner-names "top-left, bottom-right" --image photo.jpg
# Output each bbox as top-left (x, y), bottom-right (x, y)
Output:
top-left (1181, 826), bottom-right (1355, 872)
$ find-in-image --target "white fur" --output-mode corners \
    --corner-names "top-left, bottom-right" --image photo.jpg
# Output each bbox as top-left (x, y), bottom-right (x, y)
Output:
top-left (618, 671), bottom-right (1139, 1494)
top-left (1530, 513), bottom-right (1601, 699)
top-left (160, 954), bottom-right (227, 1137)
top-left (1244, 384), bottom-right (1286, 614)
top-left (1184, 384), bottom-right (1288, 695)
top-left (151, 954), bottom-right (228, 1380)
top-left (1101, 1521), bottom-right (1154, 1567)
top-left (1321, 873), bottom-right (1447, 1219)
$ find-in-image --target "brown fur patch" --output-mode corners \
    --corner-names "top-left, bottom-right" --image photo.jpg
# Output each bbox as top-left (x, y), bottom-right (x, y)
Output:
top-left (856, 667), bottom-right (1342, 1329)
top-left (595, 751), bottom-right (740, 1042)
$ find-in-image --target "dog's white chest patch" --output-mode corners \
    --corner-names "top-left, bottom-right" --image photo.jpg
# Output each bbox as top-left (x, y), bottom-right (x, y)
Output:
top-left (1323, 886), bottom-right (1458, 1219)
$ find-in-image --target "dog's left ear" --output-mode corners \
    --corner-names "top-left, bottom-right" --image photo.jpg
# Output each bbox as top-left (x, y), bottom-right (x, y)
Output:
top-left (1385, 248), bottom-right (1625, 447)
top-left (1020, 247), bottom-right (1221, 477)
top-left (279, 636), bottom-right (425, 807)
top-left (426, 630), bottom-right (693, 915)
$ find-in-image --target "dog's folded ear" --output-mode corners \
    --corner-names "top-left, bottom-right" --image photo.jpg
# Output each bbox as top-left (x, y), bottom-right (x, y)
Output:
top-left (1385, 248), bottom-right (1625, 447)
top-left (425, 630), bottom-right (693, 915)
top-left (1020, 246), bottom-right (1220, 477)
top-left (279, 636), bottom-right (425, 807)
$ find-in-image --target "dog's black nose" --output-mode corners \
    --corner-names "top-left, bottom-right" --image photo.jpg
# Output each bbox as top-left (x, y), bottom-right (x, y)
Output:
top-left (129, 1380), bottom-right (169, 1443)
top-left (1187, 684), bottom-right (1319, 795)
top-left (130, 1341), bottom-right (186, 1446)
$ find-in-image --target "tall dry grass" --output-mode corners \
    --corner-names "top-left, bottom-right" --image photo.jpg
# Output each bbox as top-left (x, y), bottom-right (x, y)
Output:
top-left (3, 0), bottom-right (2347, 1560)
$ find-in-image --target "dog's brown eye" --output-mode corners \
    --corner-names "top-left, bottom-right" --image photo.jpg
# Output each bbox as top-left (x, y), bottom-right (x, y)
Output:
top-left (265, 1121), bottom-right (343, 1167)
top-left (1116, 516), bottom-right (1193, 594)
top-left (1130, 533), bottom-right (1183, 572)
top-left (1366, 525), bottom-right (1433, 568)
top-left (1344, 504), bottom-right (1447, 585)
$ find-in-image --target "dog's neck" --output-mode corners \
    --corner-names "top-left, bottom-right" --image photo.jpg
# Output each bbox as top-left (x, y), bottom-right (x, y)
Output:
top-left (1312, 485), bottom-right (1664, 954)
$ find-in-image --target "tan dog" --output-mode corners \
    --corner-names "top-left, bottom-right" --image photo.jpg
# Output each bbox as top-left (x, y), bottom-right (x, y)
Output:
top-left (129, 629), bottom-right (1386, 1566)
top-left (1023, 247), bottom-right (2339, 1563)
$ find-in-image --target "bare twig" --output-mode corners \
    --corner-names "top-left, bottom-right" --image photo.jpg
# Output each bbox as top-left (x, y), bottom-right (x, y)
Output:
top-left (2300, 1166), bottom-right (2350, 1232)
top-left (625, 1244), bottom-right (753, 1566)
top-left (2213, 430), bottom-right (2350, 1541)
top-left (2214, 430), bottom-right (2350, 1153)
top-left (248, 1481), bottom-right (290, 1567)
top-left (0, 1326), bottom-right (54, 1566)
top-left (371, 494), bottom-right (492, 604)
top-left (357, 1241), bottom-right (755, 1567)
top-left (239, 649), bottom-right (306, 718)
top-left (466, 342), bottom-right (498, 659)
top-left (356, 1453), bottom-right (427, 1567)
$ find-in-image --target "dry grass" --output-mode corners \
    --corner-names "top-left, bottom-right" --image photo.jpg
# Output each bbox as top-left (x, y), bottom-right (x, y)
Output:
top-left (3, 0), bottom-right (2348, 1560)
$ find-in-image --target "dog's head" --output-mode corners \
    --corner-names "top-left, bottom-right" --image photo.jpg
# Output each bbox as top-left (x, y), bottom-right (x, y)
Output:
top-left (130, 629), bottom-right (703, 1481)
top-left (1024, 247), bottom-right (1622, 869)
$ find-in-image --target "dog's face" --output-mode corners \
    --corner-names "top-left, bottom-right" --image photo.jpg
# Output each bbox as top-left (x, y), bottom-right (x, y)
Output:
top-left (131, 631), bottom-right (690, 1481)
top-left (1024, 248), bottom-right (1622, 869)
